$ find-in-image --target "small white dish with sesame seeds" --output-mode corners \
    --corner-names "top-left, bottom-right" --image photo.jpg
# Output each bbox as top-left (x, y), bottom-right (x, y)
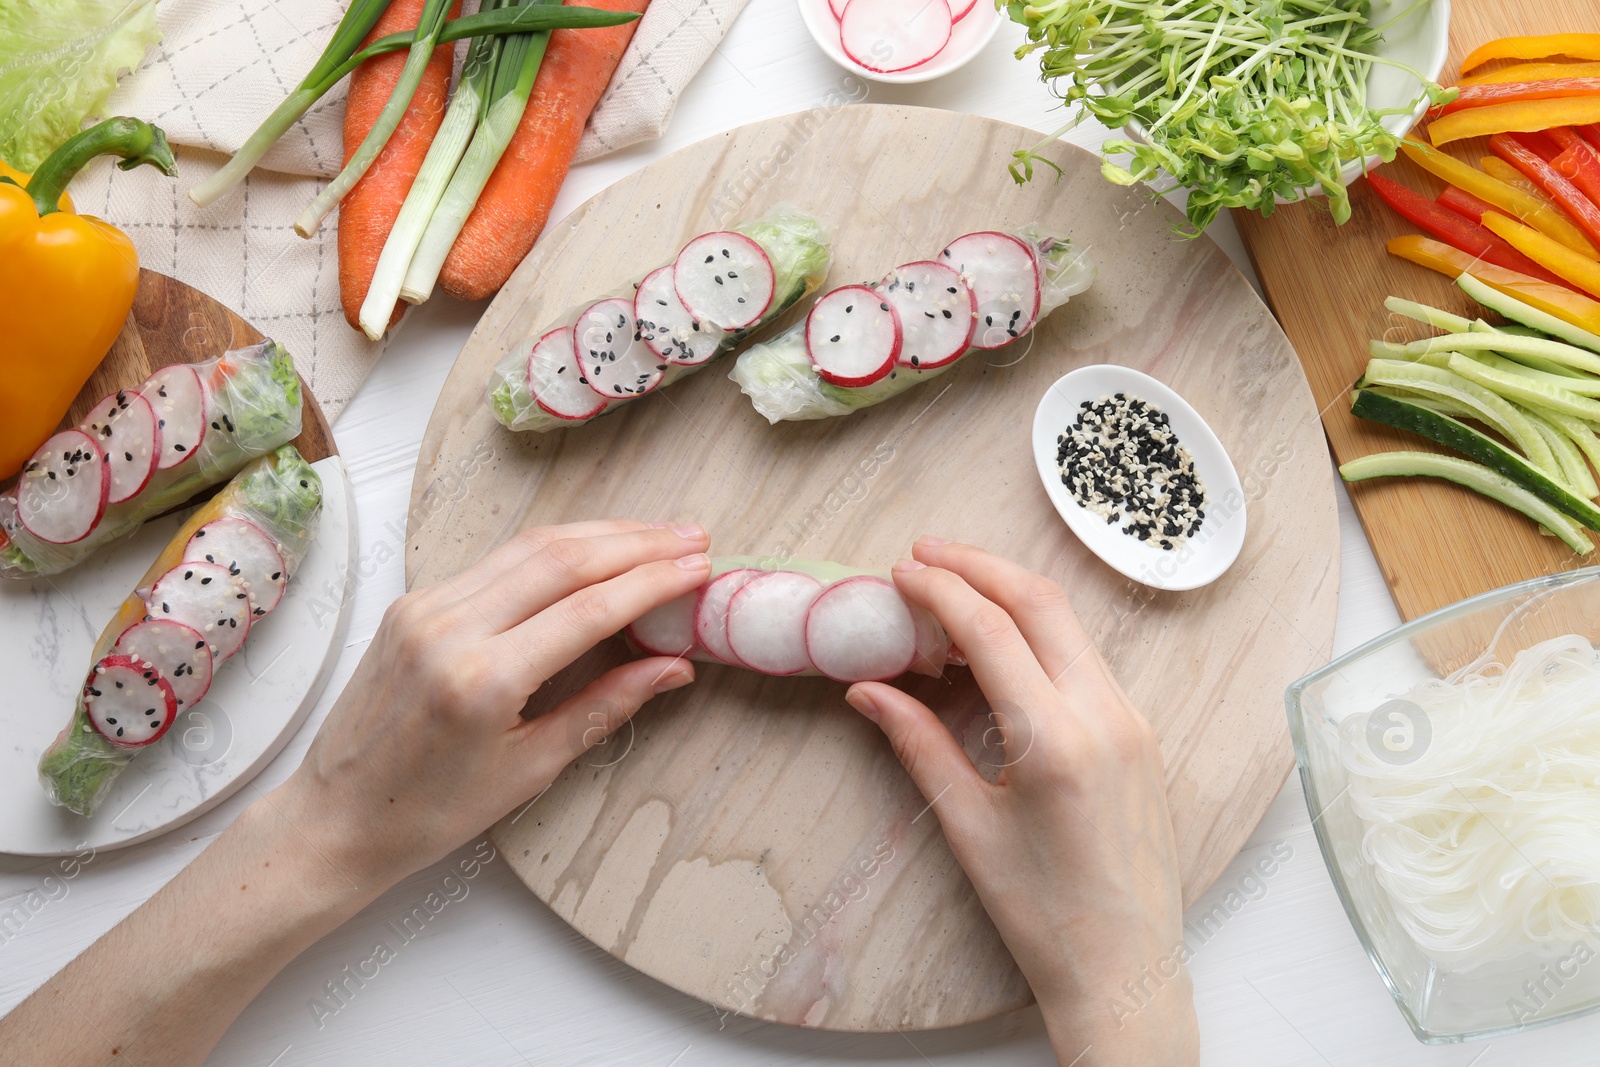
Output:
top-left (1032, 365), bottom-right (1245, 592)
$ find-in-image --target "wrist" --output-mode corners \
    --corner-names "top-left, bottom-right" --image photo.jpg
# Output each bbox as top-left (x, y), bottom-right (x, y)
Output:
top-left (240, 777), bottom-right (393, 915)
top-left (1036, 964), bottom-right (1199, 1067)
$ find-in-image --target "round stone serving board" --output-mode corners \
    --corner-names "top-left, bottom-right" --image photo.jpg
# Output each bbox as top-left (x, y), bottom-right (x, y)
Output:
top-left (0, 271), bottom-right (355, 856)
top-left (406, 105), bottom-right (1339, 1031)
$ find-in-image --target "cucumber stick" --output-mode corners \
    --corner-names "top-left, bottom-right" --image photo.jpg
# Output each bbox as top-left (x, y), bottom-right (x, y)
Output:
top-left (1384, 296), bottom-right (1474, 335)
top-left (1339, 451), bottom-right (1595, 555)
top-left (1529, 411), bottom-right (1599, 498)
top-left (1403, 331), bottom-right (1600, 376)
top-left (1360, 360), bottom-right (1561, 476)
top-left (1349, 390), bottom-right (1600, 530)
top-left (1447, 354), bottom-right (1600, 422)
top-left (1457, 272), bottom-right (1600, 355)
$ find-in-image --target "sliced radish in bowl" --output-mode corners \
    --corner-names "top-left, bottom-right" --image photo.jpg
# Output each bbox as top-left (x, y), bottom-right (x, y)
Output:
top-left (527, 326), bottom-right (608, 422)
top-left (806, 285), bottom-right (901, 387)
top-left (840, 0), bottom-right (952, 74)
top-left (141, 364), bottom-right (207, 469)
top-left (574, 297), bottom-right (668, 399)
top-left (636, 265), bottom-right (727, 366)
top-left (940, 232), bottom-right (1042, 349)
top-left (876, 260), bottom-right (975, 370)
top-left (16, 430), bottom-right (109, 545)
top-left (725, 571), bottom-right (823, 676)
top-left (804, 576), bottom-right (918, 682)
top-left (83, 653), bottom-right (179, 748)
top-left (113, 619), bottom-right (214, 709)
top-left (673, 231), bottom-right (775, 331)
top-left (82, 390), bottom-right (160, 505)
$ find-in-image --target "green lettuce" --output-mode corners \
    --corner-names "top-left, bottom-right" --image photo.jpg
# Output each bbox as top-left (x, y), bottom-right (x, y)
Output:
top-left (0, 0), bottom-right (162, 171)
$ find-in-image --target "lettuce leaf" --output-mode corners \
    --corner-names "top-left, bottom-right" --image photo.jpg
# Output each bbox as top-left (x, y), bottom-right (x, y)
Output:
top-left (0, 0), bottom-right (162, 171)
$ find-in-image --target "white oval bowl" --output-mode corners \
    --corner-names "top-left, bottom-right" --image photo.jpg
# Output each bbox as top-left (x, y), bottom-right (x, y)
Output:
top-left (1120, 0), bottom-right (1450, 202)
top-left (797, 0), bottom-right (1002, 85)
top-left (1032, 365), bottom-right (1246, 592)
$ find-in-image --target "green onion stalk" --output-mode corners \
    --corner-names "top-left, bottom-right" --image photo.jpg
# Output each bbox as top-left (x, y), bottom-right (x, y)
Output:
top-left (1005, 0), bottom-right (1456, 233)
top-left (357, 0), bottom-right (514, 338)
top-left (400, 0), bottom-right (560, 305)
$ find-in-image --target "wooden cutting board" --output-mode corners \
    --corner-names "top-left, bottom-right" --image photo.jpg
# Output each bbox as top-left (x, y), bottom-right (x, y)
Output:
top-left (406, 105), bottom-right (1339, 1031)
top-left (1235, 2), bottom-right (1600, 624)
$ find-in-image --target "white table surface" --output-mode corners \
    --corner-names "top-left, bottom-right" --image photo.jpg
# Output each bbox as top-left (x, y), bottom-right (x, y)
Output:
top-left (4, 3), bottom-right (1593, 1063)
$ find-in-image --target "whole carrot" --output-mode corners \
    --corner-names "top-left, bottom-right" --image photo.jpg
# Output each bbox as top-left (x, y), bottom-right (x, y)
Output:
top-left (438, 0), bottom-right (649, 301)
top-left (338, 0), bottom-right (460, 331)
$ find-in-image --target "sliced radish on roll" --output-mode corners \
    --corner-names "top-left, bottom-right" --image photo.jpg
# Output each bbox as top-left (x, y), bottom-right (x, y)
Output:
top-left (574, 298), bottom-right (668, 399)
top-left (695, 568), bottom-right (762, 665)
top-left (146, 561), bottom-right (252, 661)
top-left (876, 260), bottom-right (975, 370)
top-left (183, 517), bottom-right (288, 617)
top-left (527, 327), bottom-right (608, 422)
top-left (627, 591), bottom-right (699, 657)
top-left (940, 232), bottom-right (1043, 349)
top-left (806, 285), bottom-right (901, 386)
top-left (16, 430), bottom-right (109, 545)
top-left (141, 364), bottom-right (207, 469)
top-left (636, 265), bottom-right (727, 366)
top-left (726, 571), bottom-right (823, 676)
top-left (82, 390), bottom-right (161, 505)
top-left (83, 654), bottom-right (178, 747)
top-left (805, 576), bottom-right (919, 682)
top-left (113, 619), bottom-right (214, 709)
top-left (674, 231), bottom-right (775, 331)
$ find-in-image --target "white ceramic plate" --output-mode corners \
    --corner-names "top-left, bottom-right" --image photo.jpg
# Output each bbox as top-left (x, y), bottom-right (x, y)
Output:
top-left (1032, 366), bottom-right (1245, 591)
top-left (797, 0), bottom-right (1001, 85)
top-left (0, 456), bottom-right (356, 856)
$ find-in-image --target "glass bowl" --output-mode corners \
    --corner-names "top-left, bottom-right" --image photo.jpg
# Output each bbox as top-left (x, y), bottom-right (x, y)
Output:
top-left (1287, 566), bottom-right (1600, 1043)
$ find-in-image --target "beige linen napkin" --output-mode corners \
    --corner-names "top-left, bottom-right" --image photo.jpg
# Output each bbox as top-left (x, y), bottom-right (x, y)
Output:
top-left (70, 0), bottom-right (744, 422)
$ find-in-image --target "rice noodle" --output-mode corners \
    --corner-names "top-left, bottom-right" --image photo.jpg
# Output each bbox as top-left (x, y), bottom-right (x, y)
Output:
top-left (1340, 634), bottom-right (1600, 966)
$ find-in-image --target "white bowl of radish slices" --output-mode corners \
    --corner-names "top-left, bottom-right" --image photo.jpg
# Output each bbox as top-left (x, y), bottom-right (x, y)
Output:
top-left (798, 0), bottom-right (1002, 83)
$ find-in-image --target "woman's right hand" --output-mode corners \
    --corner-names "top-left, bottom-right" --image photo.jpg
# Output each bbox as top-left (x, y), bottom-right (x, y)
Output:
top-left (846, 538), bottom-right (1199, 1067)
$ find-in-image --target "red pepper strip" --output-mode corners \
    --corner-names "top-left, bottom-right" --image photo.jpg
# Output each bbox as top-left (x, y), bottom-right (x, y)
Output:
top-left (1490, 132), bottom-right (1600, 252)
top-left (1510, 130), bottom-right (1562, 162)
top-left (1582, 125), bottom-right (1600, 152)
top-left (1439, 78), bottom-right (1600, 115)
top-left (1554, 145), bottom-right (1600, 207)
top-left (1438, 185), bottom-right (1497, 222)
top-left (1366, 171), bottom-right (1566, 282)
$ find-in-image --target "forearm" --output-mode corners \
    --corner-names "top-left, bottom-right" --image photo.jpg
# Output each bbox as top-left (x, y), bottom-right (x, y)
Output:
top-left (1038, 966), bottom-right (1199, 1067)
top-left (0, 787), bottom-right (379, 1067)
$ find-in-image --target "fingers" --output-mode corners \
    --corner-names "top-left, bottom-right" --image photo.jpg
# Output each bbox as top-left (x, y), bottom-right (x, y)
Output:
top-left (420, 520), bottom-right (652, 608)
top-left (910, 539), bottom-right (1096, 685)
top-left (500, 554), bottom-right (712, 689)
top-left (514, 656), bottom-right (694, 790)
top-left (889, 560), bottom-right (1058, 720)
top-left (457, 525), bottom-right (710, 633)
top-left (846, 683), bottom-right (986, 815)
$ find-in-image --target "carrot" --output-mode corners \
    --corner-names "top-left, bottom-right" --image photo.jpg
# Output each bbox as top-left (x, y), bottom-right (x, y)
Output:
top-left (338, 0), bottom-right (460, 331)
top-left (437, 0), bottom-right (650, 301)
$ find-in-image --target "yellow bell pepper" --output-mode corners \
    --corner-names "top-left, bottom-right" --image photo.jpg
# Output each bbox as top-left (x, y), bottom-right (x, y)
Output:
top-left (0, 118), bottom-right (176, 480)
top-left (1386, 234), bottom-right (1600, 336)
top-left (1430, 97), bottom-right (1600, 146)
top-left (1458, 61), bottom-right (1600, 87)
top-left (1460, 35), bottom-right (1600, 74)
top-left (1481, 211), bottom-right (1600, 299)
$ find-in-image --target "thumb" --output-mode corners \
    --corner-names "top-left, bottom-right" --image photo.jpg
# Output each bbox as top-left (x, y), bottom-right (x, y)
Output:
top-left (847, 682), bottom-right (986, 816)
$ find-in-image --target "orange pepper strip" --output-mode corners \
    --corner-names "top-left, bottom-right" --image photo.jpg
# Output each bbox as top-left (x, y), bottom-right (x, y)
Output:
top-left (1387, 234), bottom-right (1600, 333)
top-left (1400, 138), bottom-right (1599, 257)
top-left (1461, 34), bottom-right (1600, 74)
top-left (1482, 211), bottom-right (1600, 298)
top-left (1458, 61), bottom-right (1600, 87)
top-left (1440, 78), bottom-right (1600, 115)
top-left (1430, 97), bottom-right (1600, 145)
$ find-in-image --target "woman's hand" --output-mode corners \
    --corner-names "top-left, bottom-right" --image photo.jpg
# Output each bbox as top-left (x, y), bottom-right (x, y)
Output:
top-left (846, 538), bottom-right (1198, 1067)
top-left (276, 518), bottom-right (711, 891)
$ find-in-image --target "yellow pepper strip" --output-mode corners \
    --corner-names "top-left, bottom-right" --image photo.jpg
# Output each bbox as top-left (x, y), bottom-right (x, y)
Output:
top-left (1387, 235), bottom-right (1600, 335)
top-left (1481, 155), bottom-right (1557, 204)
top-left (1430, 97), bottom-right (1600, 146)
top-left (1458, 61), bottom-right (1600, 87)
top-left (1401, 139), bottom-right (1599, 257)
top-left (0, 118), bottom-right (175, 480)
top-left (1461, 35), bottom-right (1600, 74)
top-left (1482, 211), bottom-right (1600, 299)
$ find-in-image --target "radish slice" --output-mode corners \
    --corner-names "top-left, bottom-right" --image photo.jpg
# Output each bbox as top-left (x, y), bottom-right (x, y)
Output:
top-left (805, 285), bottom-right (901, 387)
top-left (876, 260), bottom-right (975, 370)
top-left (82, 390), bottom-right (160, 505)
top-left (83, 653), bottom-right (179, 748)
top-left (804, 576), bottom-right (919, 682)
top-left (636, 265), bottom-right (727, 366)
top-left (627, 591), bottom-right (698, 657)
top-left (949, 0), bottom-right (976, 21)
top-left (829, 0), bottom-right (847, 18)
top-left (939, 232), bottom-right (1042, 349)
top-left (146, 561), bottom-right (251, 662)
top-left (840, 0), bottom-right (953, 74)
top-left (725, 571), bottom-right (823, 676)
top-left (113, 619), bottom-right (213, 709)
top-left (16, 430), bottom-right (109, 545)
top-left (574, 297), bottom-right (668, 399)
top-left (141, 364), bottom-right (207, 469)
top-left (694, 569), bottom-right (761, 665)
top-left (673, 231), bottom-right (775, 331)
top-left (183, 517), bottom-right (288, 617)
top-left (527, 327), bottom-right (607, 421)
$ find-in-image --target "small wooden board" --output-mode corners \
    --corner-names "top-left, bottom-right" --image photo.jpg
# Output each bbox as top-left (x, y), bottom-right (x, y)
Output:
top-left (62, 269), bottom-right (334, 463)
top-left (1234, 2), bottom-right (1600, 624)
top-left (407, 105), bottom-right (1339, 1031)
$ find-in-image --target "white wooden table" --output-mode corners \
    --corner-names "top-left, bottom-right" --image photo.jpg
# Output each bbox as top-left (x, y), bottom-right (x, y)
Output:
top-left (4, 2), bottom-right (1594, 1063)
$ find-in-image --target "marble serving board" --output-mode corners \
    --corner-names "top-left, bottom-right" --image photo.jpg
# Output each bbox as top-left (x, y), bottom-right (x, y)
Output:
top-left (0, 273), bottom-right (355, 856)
top-left (406, 105), bottom-right (1341, 1030)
